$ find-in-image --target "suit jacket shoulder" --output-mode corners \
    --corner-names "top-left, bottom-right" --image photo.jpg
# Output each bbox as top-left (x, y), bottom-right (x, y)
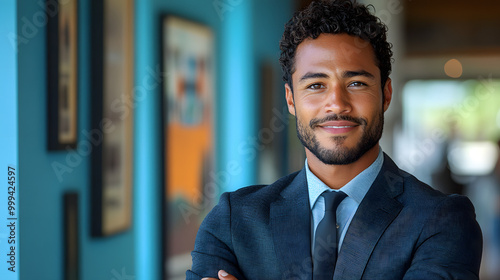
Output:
top-left (334, 154), bottom-right (482, 280)
top-left (227, 169), bottom-right (302, 206)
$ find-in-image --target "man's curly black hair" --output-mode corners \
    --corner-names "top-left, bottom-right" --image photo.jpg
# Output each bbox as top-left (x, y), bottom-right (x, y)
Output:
top-left (279, 0), bottom-right (393, 91)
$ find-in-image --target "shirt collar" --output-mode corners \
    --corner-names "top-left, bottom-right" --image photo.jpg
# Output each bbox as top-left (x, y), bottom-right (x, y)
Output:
top-left (306, 147), bottom-right (384, 210)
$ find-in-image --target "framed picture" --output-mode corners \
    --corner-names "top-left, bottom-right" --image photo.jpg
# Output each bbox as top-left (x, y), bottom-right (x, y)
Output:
top-left (47, 0), bottom-right (78, 150)
top-left (161, 16), bottom-right (216, 278)
top-left (90, 0), bottom-right (134, 237)
top-left (63, 192), bottom-right (79, 280)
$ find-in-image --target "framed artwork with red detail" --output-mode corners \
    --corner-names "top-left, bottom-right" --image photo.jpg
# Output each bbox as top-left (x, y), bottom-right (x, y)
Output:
top-left (161, 16), bottom-right (216, 278)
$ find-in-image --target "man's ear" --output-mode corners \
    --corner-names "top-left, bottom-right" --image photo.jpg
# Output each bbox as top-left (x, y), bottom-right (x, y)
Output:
top-left (382, 78), bottom-right (393, 112)
top-left (285, 83), bottom-right (296, 116)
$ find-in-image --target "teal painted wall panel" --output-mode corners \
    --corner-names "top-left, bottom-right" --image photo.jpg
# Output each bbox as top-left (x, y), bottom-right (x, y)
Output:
top-left (17, 1), bottom-right (135, 279)
top-left (0, 1), bottom-right (18, 279)
top-left (219, 0), bottom-right (258, 192)
top-left (134, 0), bottom-right (160, 279)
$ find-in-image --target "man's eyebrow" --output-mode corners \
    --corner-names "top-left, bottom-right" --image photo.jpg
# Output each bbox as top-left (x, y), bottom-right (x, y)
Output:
top-left (298, 70), bottom-right (375, 82)
top-left (342, 70), bottom-right (375, 79)
top-left (299, 72), bottom-right (330, 82)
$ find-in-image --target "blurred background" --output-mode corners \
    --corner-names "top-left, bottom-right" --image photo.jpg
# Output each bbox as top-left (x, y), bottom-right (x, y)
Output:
top-left (2, 0), bottom-right (500, 279)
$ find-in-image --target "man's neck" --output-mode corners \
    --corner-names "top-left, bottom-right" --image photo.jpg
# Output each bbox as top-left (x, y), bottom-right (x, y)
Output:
top-left (305, 145), bottom-right (380, 190)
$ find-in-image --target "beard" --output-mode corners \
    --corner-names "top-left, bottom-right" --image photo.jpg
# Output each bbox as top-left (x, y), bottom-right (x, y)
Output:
top-left (295, 111), bottom-right (383, 165)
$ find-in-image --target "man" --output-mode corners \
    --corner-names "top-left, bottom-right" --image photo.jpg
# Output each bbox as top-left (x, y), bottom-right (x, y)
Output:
top-left (187, 0), bottom-right (483, 279)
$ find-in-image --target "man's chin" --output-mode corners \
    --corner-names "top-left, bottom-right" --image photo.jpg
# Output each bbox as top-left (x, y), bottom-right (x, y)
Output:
top-left (313, 140), bottom-right (379, 165)
top-left (319, 137), bottom-right (356, 150)
top-left (310, 146), bottom-right (357, 165)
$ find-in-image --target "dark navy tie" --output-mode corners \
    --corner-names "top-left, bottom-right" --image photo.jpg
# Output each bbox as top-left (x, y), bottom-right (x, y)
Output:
top-left (313, 191), bottom-right (347, 280)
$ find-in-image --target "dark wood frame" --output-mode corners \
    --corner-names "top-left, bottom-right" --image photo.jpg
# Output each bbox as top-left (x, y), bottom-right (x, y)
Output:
top-left (47, 0), bottom-right (78, 150)
top-left (90, 0), bottom-right (134, 237)
top-left (63, 192), bottom-right (79, 280)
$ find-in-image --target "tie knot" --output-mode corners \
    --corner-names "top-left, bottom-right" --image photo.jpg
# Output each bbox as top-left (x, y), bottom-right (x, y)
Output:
top-left (322, 191), bottom-right (347, 212)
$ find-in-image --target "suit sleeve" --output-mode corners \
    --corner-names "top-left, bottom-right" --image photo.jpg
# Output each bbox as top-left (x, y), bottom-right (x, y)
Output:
top-left (403, 194), bottom-right (483, 280)
top-left (186, 192), bottom-right (245, 280)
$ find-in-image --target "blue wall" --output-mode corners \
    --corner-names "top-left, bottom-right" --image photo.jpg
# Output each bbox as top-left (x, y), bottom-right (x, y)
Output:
top-left (18, 0), bottom-right (136, 279)
top-left (15, 0), bottom-right (294, 279)
top-left (0, 1), bottom-right (18, 279)
top-left (134, 0), bottom-right (159, 279)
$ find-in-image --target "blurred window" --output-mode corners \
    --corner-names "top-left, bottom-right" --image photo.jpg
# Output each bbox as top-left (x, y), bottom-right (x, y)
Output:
top-left (395, 79), bottom-right (500, 183)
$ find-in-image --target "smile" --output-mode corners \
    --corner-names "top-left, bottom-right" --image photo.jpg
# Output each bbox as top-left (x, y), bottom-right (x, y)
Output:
top-left (323, 126), bottom-right (356, 128)
top-left (318, 125), bottom-right (358, 134)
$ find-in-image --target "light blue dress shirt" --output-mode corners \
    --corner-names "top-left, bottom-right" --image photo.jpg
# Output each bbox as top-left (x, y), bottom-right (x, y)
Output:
top-left (307, 147), bottom-right (384, 254)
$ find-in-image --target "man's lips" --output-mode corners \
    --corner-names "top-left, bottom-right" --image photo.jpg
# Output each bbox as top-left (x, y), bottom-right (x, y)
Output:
top-left (316, 120), bottom-right (360, 134)
top-left (317, 121), bottom-right (360, 128)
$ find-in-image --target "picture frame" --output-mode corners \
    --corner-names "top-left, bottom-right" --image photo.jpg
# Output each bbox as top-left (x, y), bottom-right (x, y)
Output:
top-left (90, 0), bottom-right (134, 237)
top-left (63, 192), bottom-right (79, 280)
top-left (160, 16), bottom-right (216, 278)
top-left (47, 0), bottom-right (78, 150)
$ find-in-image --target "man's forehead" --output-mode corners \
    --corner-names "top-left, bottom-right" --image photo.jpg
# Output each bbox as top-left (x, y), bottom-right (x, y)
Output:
top-left (294, 34), bottom-right (378, 70)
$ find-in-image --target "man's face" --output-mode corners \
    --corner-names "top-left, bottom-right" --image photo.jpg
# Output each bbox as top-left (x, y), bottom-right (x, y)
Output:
top-left (285, 33), bottom-right (392, 165)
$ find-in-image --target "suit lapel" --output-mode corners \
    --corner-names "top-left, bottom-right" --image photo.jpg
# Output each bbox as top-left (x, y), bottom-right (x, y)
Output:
top-left (270, 168), bottom-right (313, 280)
top-left (334, 154), bottom-right (404, 280)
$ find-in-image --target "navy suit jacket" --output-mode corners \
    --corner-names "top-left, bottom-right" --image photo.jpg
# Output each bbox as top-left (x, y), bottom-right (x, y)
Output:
top-left (187, 154), bottom-right (482, 279)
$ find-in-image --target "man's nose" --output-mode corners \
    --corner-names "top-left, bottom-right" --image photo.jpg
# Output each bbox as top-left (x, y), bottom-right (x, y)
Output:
top-left (324, 85), bottom-right (352, 115)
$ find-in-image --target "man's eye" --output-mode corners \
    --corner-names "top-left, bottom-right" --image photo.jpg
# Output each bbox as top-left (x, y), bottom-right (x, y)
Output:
top-left (349, 81), bottom-right (367, 87)
top-left (307, 83), bottom-right (324, 90)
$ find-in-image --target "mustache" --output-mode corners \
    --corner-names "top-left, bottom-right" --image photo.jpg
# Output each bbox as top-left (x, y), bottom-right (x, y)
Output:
top-left (309, 114), bottom-right (367, 128)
